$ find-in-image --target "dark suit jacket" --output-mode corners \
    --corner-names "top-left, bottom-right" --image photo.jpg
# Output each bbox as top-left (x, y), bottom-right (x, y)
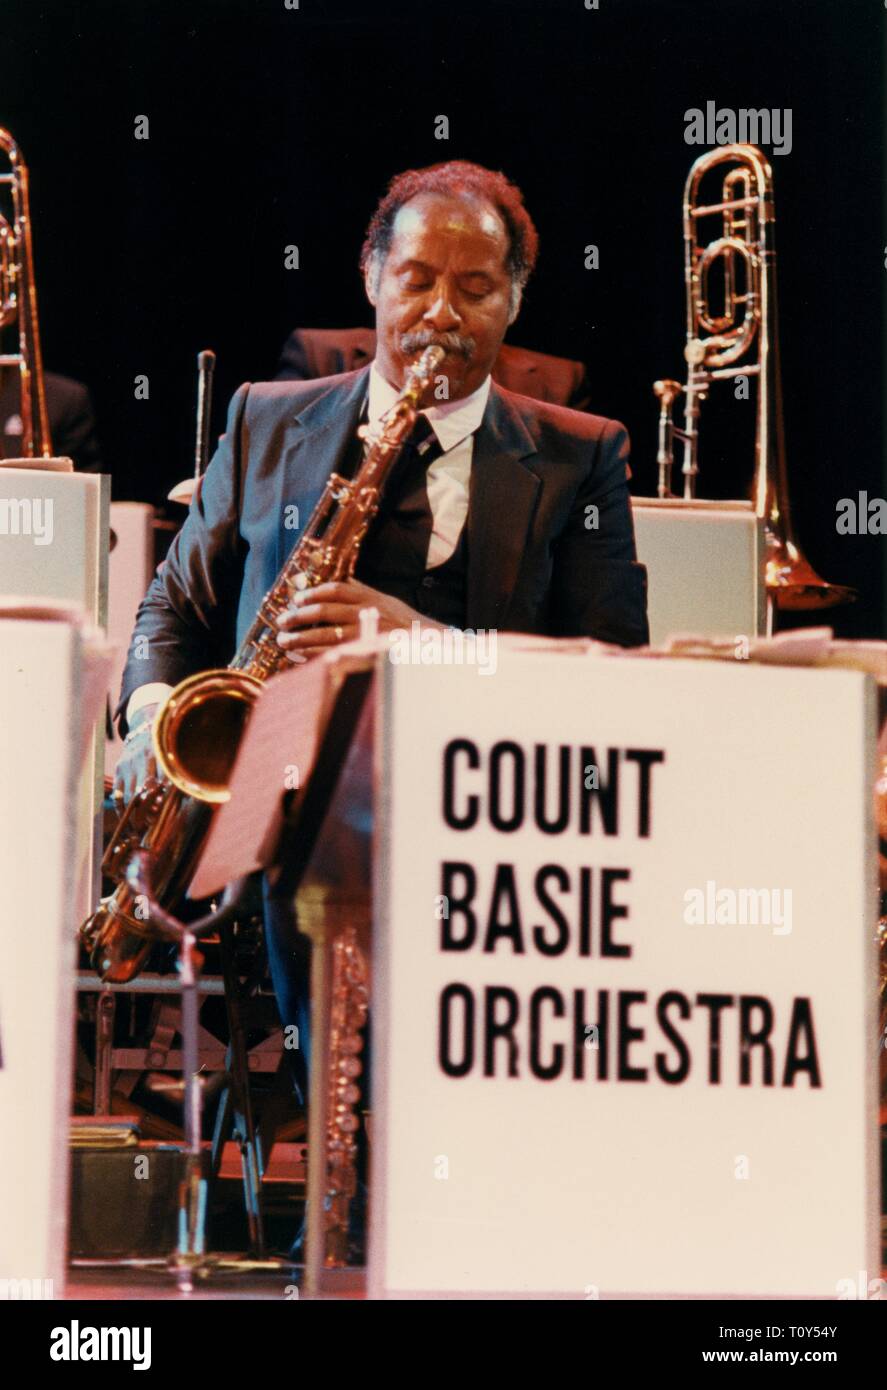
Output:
top-left (277, 327), bottom-right (591, 412)
top-left (117, 368), bottom-right (648, 729)
top-left (0, 369), bottom-right (102, 471)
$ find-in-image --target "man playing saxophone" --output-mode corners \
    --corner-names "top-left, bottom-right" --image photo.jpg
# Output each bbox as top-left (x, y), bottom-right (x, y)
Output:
top-left (111, 159), bottom-right (649, 1089)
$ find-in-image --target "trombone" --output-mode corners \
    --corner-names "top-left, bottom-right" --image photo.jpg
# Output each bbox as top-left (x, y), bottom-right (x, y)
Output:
top-left (0, 127), bottom-right (52, 458)
top-left (653, 143), bottom-right (854, 611)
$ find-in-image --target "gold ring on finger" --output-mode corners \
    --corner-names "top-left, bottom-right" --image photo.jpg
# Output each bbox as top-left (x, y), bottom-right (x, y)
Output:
top-left (335, 625), bottom-right (344, 642)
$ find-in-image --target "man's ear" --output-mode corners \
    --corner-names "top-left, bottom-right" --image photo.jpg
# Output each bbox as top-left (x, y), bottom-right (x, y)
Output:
top-left (507, 283), bottom-right (522, 325)
top-left (363, 255), bottom-right (380, 307)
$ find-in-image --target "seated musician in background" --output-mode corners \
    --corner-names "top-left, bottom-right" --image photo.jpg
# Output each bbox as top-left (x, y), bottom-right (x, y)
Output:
top-left (276, 325), bottom-right (592, 412)
top-left (112, 158), bottom-right (649, 1113)
top-left (0, 367), bottom-right (102, 471)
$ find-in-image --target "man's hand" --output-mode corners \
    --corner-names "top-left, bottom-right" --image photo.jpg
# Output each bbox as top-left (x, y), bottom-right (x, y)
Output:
top-left (275, 579), bottom-right (438, 659)
top-left (113, 704), bottom-right (160, 805)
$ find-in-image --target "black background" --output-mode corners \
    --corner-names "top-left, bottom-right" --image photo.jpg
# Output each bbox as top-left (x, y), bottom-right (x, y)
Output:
top-left (4, 0), bottom-right (884, 635)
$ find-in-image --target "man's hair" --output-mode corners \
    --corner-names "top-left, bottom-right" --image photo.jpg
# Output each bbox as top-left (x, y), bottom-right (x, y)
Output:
top-left (360, 160), bottom-right (540, 299)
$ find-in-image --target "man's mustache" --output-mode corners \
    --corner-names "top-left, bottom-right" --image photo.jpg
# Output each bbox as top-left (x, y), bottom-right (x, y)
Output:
top-left (399, 330), bottom-right (476, 360)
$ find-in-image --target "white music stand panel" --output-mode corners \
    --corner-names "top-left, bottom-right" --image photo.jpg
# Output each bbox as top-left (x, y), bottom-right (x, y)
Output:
top-left (370, 652), bottom-right (878, 1298)
top-left (0, 467), bottom-right (109, 917)
top-left (632, 498), bottom-right (766, 645)
top-left (0, 619), bottom-right (82, 1294)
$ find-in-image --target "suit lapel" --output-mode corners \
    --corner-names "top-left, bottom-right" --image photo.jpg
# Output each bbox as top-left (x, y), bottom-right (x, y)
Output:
top-left (276, 367), bottom-right (370, 571)
top-left (277, 370), bottom-right (541, 634)
top-left (466, 385), bottom-right (540, 631)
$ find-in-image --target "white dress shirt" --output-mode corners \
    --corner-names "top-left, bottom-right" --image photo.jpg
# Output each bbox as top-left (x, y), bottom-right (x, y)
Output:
top-left (367, 360), bottom-right (490, 568)
top-left (127, 362), bottom-right (491, 724)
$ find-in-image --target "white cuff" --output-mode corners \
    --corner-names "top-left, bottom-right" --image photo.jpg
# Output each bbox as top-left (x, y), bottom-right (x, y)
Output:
top-left (126, 682), bottom-right (174, 725)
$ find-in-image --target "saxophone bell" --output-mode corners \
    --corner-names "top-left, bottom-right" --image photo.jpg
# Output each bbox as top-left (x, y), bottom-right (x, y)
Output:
top-left (152, 668), bottom-right (263, 803)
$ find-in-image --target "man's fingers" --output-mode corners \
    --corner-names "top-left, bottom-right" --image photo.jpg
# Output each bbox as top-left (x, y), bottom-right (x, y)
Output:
top-left (278, 622), bottom-right (357, 652)
top-left (113, 747), bottom-right (157, 806)
top-left (280, 628), bottom-right (357, 660)
top-left (116, 765), bottom-right (132, 804)
top-left (293, 581), bottom-right (363, 605)
top-left (276, 601), bottom-right (361, 632)
top-left (126, 760), bottom-right (139, 802)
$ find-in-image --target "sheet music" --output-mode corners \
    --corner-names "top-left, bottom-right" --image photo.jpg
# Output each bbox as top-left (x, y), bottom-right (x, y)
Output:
top-left (190, 650), bottom-right (376, 898)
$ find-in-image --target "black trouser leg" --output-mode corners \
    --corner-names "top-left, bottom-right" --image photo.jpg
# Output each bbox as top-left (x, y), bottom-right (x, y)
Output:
top-left (261, 880), bottom-right (311, 1106)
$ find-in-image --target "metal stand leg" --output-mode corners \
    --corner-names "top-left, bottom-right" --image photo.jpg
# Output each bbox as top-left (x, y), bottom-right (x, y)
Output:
top-left (74, 856), bottom-right (294, 1289)
top-left (210, 924), bottom-right (266, 1256)
top-left (171, 930), bottom-right (209, 1293)
top-left (93, 990), bottom-right (116, 1114)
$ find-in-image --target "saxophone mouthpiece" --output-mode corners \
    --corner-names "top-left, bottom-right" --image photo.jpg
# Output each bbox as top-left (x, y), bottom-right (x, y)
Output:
top-left (412, 343), bottom-right (446, 381)
top-left (403, 344), bottom-right (446, 402)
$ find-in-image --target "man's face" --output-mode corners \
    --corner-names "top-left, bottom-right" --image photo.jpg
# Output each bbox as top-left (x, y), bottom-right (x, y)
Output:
top-left (366, 191), bottom-right (517, 401)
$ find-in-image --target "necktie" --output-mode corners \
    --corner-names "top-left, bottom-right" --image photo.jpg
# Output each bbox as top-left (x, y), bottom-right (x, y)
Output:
top-left (376, 413), bottom-right (445, 568)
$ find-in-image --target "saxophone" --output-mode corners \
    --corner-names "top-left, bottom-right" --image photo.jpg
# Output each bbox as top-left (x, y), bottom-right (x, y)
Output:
top-left (81, 345), bottom-right (445, 982)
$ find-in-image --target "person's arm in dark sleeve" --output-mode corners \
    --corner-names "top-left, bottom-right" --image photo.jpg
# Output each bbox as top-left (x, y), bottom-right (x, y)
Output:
top-left (567, 362), bottom-right (592, 414)
top-left (115, 383), bottom-right (250, 734)
top-left (59, 382), bottom-right (103, 472)
top-left (549, 420), bottom-right (649, 646)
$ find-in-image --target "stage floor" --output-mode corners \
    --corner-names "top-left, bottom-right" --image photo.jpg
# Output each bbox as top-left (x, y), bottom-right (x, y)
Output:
top-left (66, 1266), bottom-right (362, 1300)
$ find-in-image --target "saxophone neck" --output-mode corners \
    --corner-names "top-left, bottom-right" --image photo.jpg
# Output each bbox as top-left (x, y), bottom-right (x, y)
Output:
top-left (229, 346), bottom-right (444, 678)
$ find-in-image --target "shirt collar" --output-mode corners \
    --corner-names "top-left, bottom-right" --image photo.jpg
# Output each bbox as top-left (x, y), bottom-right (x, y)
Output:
top-left (367, 360), bottom-right (491, 454)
